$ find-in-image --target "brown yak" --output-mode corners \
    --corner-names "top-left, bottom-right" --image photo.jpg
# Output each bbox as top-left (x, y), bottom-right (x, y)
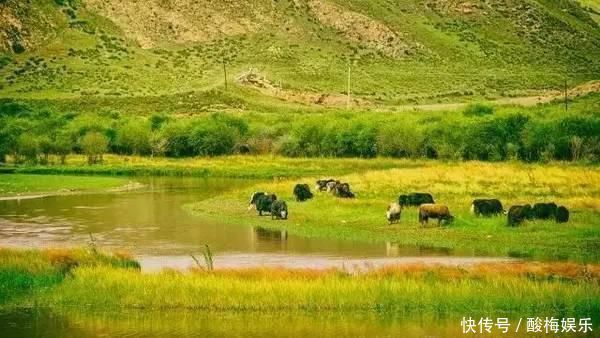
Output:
top-left (418, 203), bottom-right (454, 226)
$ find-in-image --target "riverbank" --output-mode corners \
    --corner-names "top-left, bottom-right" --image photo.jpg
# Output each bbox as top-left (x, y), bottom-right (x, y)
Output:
top-left (0, 174), bottom-right (144, 199)
top-left (5, 155), bottom-right (428, 179)
top-left (1, 248), bottom-right (598, 315)
top-left (188, 161), bottom-right (600, 263)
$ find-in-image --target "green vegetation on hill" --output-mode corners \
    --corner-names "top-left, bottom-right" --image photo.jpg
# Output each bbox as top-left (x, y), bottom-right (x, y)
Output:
top-left (0, 0), bottom-right (598, 105)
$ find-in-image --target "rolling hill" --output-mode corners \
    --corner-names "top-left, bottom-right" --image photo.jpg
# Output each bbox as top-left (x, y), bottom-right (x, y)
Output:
top-left (0, 0), bottom-right (599, 109)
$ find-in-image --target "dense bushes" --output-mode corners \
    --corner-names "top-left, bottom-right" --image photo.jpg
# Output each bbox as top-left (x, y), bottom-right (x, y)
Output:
top-left (0, 98), bottom-right (598, 164)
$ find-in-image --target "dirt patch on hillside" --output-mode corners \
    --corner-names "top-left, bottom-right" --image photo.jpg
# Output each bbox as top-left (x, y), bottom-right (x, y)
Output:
top-left (425, 1), bottom-right (484, 15)
top-left (307, 0), bottom-right (418, 58)
top-left (85, 0), bottom-right (274, 48)
top-left (236, 68), bottom-right (371, 106)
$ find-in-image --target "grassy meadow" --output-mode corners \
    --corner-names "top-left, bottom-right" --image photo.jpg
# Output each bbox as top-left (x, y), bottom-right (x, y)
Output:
top-left (10, 154), bottom-right (422, 178)
top-left (0, 173), bottom-right (130, 197)
top-left (189, 160), bottom-right (600, 262)
top-left (0, 248), bottom-right (598, 316)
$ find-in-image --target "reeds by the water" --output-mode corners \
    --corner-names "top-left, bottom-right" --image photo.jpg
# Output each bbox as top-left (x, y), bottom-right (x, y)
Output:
top-left (1, 248), bottom-right (598, 315)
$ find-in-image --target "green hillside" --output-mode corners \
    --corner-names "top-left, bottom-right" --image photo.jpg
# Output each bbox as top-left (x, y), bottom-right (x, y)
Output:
top-left (0, 0), bottom-right (599, 107)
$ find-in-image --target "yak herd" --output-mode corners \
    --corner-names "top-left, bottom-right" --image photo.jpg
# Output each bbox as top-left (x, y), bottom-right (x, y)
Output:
top-left (247, 178), bottom-right (570, 227)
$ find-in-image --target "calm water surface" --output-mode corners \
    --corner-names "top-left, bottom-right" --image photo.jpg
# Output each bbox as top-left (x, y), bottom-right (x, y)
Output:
top-left (0, 310), bottom-right (560, 338)
top-left (0, 176), bottom-right (483, 271)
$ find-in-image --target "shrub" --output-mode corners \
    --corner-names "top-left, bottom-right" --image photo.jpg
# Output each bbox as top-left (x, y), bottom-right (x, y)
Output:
top-left (115, 119), bottom-right (151, 155)
top-left (16, 134), bottom-right (39, 164)
top-left (463, 103), bottom-right (495, 117)
top-left (377, 122), bottom-right (424, 158)
top-left (80, 131), bottom-right (108, 165)
top-left (188, 120), bottom-right (238, 156)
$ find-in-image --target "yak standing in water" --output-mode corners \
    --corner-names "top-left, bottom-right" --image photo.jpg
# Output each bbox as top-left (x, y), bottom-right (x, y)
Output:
top-left (293, 184), bottom-right (313, 202)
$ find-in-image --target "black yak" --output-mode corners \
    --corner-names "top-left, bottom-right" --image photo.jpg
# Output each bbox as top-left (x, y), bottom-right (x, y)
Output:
top-left (399, 193), bottom-right (434, 207)
top-left (293, 184), bottom-right (313, 202)
top-left (507, 204), bottom-right (532, 226)
top-left (555, 206), bottom-right (569, 223)
top-left (271, 200), bottom-right (288, 220)
top-left (532, 203), bottom-right (558, 220)
top-left (471, 199), bottom-right (504, 217)
top-left (249, 192), bottom-right (277, 216)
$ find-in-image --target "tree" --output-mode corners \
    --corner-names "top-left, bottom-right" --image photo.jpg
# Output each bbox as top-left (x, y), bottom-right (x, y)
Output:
top-left (149, 131), bottom-right (167, 158)
top-left (116, 120), bottom-right (150, 155)
top-left (53, 134), bottom-right (73, 164)
top-left (16, 134), bottom-right (39, 164)
top-left (188, 121), bottom-right (237, 156)
top-left (377, 122), bottom-right (424, 158)
top-left (80, 131), bottom-right (108, 165)
top-left (38, 136), bottom-right (53, 164)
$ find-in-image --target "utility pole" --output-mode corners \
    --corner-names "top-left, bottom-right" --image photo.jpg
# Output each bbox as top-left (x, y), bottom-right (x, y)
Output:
top-left (564, 79), bottom-right (568, 113)
top-left (346, 63), bottom-right (351, 109)
top-left (223, 59), bottom-right (228, 91)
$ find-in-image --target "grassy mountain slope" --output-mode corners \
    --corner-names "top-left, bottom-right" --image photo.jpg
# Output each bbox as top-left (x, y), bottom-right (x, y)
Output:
top-left (0, 0), bottom-right (598, 108)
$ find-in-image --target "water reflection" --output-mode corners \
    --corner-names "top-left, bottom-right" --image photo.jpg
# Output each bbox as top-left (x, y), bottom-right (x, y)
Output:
top-left (0, 176), bottom-right (498, 271)
top-left (0, 309), bottom-right (570, 338)
top-left (0, 177), bottom-right (384, 258)
top-left (0, 309), bottom-right (463, 338)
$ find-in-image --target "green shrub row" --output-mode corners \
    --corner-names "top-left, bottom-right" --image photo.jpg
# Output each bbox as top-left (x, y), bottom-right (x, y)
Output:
top-left (0, 98), bottom-right (598, 164)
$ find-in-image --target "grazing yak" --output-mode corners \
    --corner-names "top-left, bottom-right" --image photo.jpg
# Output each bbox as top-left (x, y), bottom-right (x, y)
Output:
top-left (316, 179), bottom-right (337, 192)
top-left (399, 193), bottom-right (434, 208)
top-left (532, 202), bottom-right (558, 220)
top-left (507, 204), bottom-right (532, 226)
top-left (332, 182), bottom-right (355, 198)
top-left (249, 192), bottom-right (277, 216)
top-left (555, 206), bottom-right (569, 223)
top-left (418, 204), bottom-right (453, 226)
top-left (386, 202), bottom-right (401, 224)
top-left (293, 184), bottom-right (313, 202)
top-left (471, 199), bottom-right (504, 217)
top-left (326, 180), bottom-right (340, 192)
top-left (271, 200), bottom-right (289, 220)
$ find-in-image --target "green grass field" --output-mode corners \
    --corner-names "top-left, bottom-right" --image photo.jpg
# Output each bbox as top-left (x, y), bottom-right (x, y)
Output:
top-left (10, 154), bottom-right (423, 178)
top-left (188, 160), bottom-right (600, 262)
top-left (0, 173), bottom-right (129, 197)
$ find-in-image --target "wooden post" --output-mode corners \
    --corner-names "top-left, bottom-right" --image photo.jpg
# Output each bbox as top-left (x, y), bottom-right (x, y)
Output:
top-left (347, 64), bottom-right (351, 108)
top-left (564, 79), bottom-right (568, 112)
top-left (223, 60), bottom-right (228, 91)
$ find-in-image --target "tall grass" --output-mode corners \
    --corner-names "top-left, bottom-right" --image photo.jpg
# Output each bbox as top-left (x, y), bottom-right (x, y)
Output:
top-left (1, 248), bottom-right (597, 315)
top-left (0, 248), bottom-right (139, 307)
top-left (42, 263), bottom-right (599, 314)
